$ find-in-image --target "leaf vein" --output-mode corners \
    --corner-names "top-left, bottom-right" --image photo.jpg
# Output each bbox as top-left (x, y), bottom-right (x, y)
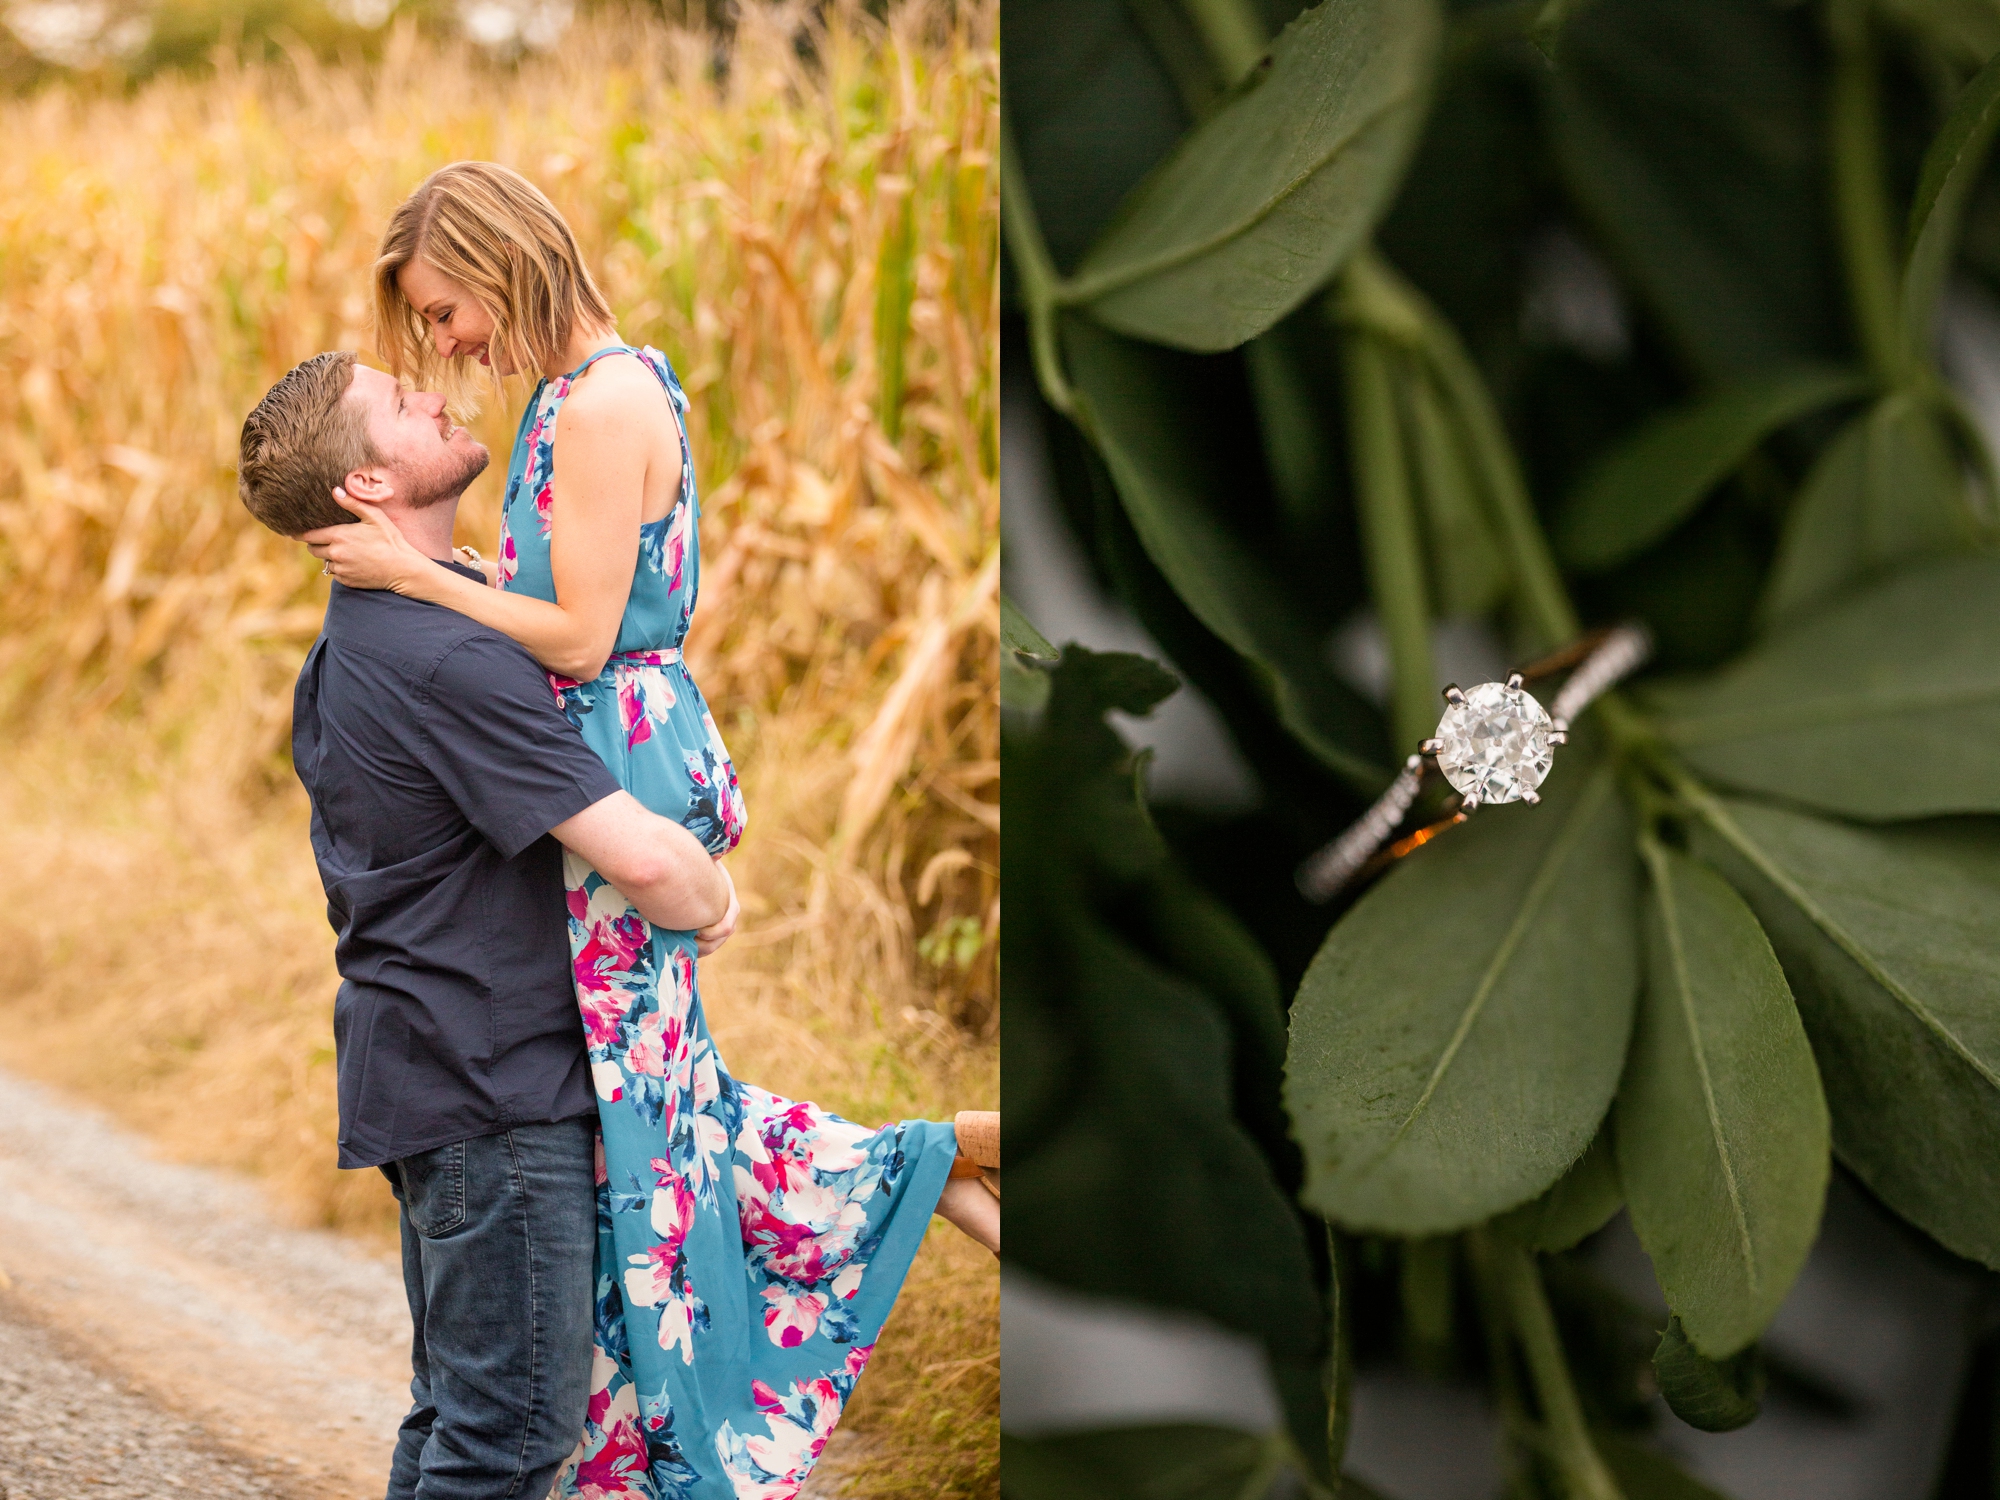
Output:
top-left (1652, 845), bottom-right (1759, 1292)
top-left (1382, 768), bottom-right (1616, 1153)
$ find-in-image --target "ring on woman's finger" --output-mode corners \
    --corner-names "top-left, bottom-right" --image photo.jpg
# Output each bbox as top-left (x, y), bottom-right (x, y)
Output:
top-left (322, 560), bottom-right (333, 576)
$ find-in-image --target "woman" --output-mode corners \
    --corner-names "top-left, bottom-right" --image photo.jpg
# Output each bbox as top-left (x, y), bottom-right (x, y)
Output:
top-left (304, 161), bottom-right (997, 1500)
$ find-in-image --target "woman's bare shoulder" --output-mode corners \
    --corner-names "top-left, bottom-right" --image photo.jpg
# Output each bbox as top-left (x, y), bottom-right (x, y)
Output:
top-left (560, 349), bottom-right (668, 428)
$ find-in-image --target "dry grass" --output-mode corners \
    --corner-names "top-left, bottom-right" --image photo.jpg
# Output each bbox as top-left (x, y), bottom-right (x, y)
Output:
top-left (0, 6), bottom-right (996, 1496)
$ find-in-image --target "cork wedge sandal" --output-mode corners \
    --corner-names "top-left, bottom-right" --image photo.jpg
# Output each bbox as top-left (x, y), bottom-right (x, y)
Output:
top-left (948, 1110), bottom-right (999, 1199)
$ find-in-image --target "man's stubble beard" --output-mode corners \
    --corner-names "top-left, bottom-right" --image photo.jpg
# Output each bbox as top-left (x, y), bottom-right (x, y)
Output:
top-left (406, 441), bottom-right (491, 510)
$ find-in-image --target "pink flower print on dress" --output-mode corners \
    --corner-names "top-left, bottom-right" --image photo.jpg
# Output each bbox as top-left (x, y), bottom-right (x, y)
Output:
top-left (577, 987), bottom-right (632, 1051)
top-left (497, 516), bottom-right (519, 588)
top-left (663, 500), bottom-right (690, 591)
top-left (569, 1364), bottom-right (650, 1500)
top-left (715, 1348), bottom-right (873, 1498)
top-left (624, 1006), bottom-right (669, 1078)
top-left (617, 674), bottom-right (653, 751)
top-left (571, 880), bottom-right (650, 991)
top-left (760, 1285), bottom-right (828, 1348)
top-left (615, 664), bottom-right (675, 751)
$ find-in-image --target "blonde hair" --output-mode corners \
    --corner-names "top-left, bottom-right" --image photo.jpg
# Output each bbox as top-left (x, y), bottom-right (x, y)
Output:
top-left (373, 161), bottom-right (614, 408)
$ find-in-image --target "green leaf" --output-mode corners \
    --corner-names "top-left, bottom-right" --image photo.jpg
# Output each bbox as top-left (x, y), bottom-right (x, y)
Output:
top-left (1649, 556), bottom-right (2000, 818)
top-left (1001, 594), bottom-right (1061, 713)
top-left (1494, 1123), bottom-right (1623, 1253)
top-left (1062, 0), bottom-right (1443, 352)
top-left (1554, 366), bottom-right (1869, 572)
top-left (1759, 393), bottom-right (1978, 629)
top-left (1003, 0), bottom-right (1192, 274)
top-left (1006, 648), bottom-right (1323, 1349)
top-left (1003, 592), bottom-right (1060, 660)
top-left (1877, 0), bottom-right (2000, 70)
top-left (1653, 1316), bottom-right (1764, 1432)
top-left (1616, 842), bottom-right (1829, 1358)
top-left (1063, 314), bottom-right (1389, 791)
top-left (1287, 753), bottom-right (1640, 1234)
top-left (1545, 0), bottom-right (1845, 382)
top-left (1903, 48), bottom-right (2000, 357)
top-left (1689, 795), bottom-right (2000, 1268)
top-left (999, 1426), bottom-right (1277, 1500)
top-left (1594, 1428), bottom-right (1738, 1499)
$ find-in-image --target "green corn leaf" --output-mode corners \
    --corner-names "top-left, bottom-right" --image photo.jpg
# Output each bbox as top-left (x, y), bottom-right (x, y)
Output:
top-left (1902, 47), bottom-right (2000, 358)
top-left (1493, 1122), bottom-right (1623, 1253)
top-left (1061, 0), bottom-right (1442, 352)
top-left (1555, 366), bottom-right (1869, 572)
top-left (1653, 1316), bottom-right (1765, 1432)
top-left (1287, 752), bottom-right (1640, 1234)
top-left (874, 187), bottom-right (916, 442)
top-left (1063, 313), bottom-right (1389, 791)
top-left (1690, 796), bottom-right (2000, 1269)
top-left (1616, 842), bottom-right (1829, 1358)
top-left (1649, 555), bottom-right (2000, 818)
top-left (1759, 393), bottom-right (1978, 629)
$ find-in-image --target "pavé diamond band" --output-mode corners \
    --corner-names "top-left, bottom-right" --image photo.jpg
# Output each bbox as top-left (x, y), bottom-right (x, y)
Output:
top-left (1295, 623), bottom-right (1653, 903)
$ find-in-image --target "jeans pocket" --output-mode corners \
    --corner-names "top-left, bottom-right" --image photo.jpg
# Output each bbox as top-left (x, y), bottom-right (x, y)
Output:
top-left (397, 1140), bottom-right (467, 1237)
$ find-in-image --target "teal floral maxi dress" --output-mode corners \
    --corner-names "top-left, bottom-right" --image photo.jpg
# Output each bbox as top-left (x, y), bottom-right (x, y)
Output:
top-left (492, 345), bottom-right (959, 1500)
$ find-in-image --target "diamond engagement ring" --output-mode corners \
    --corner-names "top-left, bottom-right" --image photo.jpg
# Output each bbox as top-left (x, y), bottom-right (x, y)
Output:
top-left (1295, 623), bottom-right (1653, 903)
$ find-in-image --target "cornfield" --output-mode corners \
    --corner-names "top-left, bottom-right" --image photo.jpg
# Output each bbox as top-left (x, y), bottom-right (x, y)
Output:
top-left (0, 4), bottom-right (998, 1496)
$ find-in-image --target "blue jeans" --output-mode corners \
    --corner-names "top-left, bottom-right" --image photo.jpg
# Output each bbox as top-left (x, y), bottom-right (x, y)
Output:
top-left (382, 1115), bottom-right (598, 1500)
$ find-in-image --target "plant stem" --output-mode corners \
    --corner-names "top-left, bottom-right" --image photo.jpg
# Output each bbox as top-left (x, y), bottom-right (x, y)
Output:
top-left (1344, 325), bottom-right (1439, 754)
top-left (1324, 1223), bottom-right (1354, 1478)
top-left (999, 109), bottom-right (1075, 416)
top-left (1481, 1231), bottom-right (1626, 1500)
top-left (1406, 278), bottom-right (1581, 651)
top-left (1827, 0), bottom-right (1907, 385)
top-left (1178, 0), bottom-right (1269, 84)
top-left (1463, 1230), bottom-right (1538, 1486)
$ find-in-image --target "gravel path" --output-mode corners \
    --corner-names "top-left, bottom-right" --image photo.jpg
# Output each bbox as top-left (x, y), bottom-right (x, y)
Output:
top-left (0, 1067), bottom-right (408, 1498)
top-left (0, 1291), bottom-right (323, 1499)
top-left (0, 1066), bottom-right (872, 1499)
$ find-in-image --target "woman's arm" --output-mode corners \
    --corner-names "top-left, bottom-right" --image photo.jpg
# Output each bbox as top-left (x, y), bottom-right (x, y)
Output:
top-left (303, 358), bottom-right (680, 681)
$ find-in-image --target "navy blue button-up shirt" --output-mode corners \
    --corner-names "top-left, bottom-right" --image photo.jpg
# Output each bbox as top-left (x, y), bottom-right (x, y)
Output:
top-left (292, 562), bottom-right (620, 1168)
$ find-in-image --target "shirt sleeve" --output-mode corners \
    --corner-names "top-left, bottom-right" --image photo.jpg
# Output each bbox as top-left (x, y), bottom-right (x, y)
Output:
top-left (419, 633), bottom-right (623, 860)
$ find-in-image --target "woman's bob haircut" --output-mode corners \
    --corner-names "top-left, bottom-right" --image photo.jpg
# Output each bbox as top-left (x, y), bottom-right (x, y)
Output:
top-left (373, 160), bottom-right (613, 409)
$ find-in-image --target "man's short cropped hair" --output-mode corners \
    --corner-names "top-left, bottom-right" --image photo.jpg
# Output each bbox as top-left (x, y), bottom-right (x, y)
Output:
top-left (237, 351), bottom-right (377, 535)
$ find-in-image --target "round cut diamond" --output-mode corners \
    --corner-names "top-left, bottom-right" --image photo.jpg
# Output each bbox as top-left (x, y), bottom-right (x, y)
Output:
top-left (1434, 681), bottom-right (1554, 804)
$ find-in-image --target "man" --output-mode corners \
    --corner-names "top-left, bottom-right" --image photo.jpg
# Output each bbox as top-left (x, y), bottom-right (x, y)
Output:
top-left (238, 351), bottom-right (737, 1500)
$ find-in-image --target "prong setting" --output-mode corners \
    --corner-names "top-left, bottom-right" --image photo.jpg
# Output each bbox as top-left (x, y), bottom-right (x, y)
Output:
top-left (1419, 738), bottom-right (1444, 756)
top-left (1460, 793), bottom-right (1480, 814)
top-left (1506, 671), bottom-right (1524, 690)
top-left (1443, 684), bottom-right (1466, 706)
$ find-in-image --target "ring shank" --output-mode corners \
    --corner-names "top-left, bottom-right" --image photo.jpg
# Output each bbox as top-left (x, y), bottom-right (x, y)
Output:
top-left (1293, 623), bottom-right (1652, 904)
